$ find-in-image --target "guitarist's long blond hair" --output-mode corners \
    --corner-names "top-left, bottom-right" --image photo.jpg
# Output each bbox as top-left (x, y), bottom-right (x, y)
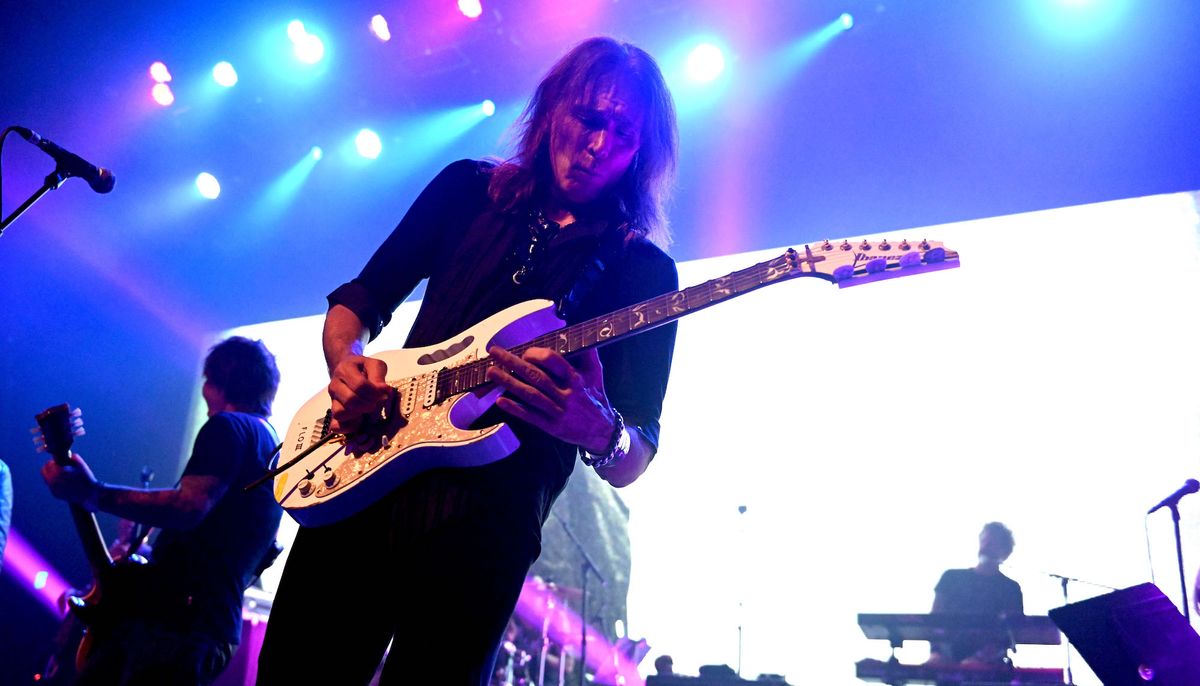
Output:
top-left (488, 36), bottom-right (679, 250)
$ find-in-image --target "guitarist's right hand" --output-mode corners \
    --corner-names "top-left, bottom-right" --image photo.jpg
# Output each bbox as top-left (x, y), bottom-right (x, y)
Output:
top-left (327, 354), bottom-right (392, 434)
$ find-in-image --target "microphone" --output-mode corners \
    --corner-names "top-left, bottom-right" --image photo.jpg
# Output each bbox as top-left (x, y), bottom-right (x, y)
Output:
top-left (12, 126), bottom-right (115, 194)
top-left (1147, 478), bottom-right (1200, 515)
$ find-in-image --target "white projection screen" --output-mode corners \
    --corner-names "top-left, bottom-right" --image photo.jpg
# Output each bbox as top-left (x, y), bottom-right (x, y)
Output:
top-left (197, 191), bottom-right (1200, 685)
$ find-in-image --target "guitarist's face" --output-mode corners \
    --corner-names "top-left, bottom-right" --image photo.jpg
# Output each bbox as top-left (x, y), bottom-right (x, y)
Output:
top-left (202, 380), bottom-right (228, 417)
top-left (548, 75), bottom-right (644, 207)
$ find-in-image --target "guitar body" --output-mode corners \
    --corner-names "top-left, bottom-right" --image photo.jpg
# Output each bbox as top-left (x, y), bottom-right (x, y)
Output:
top-left (276, 299), bottom-right (563, 526)
top-left (39, 557), bottom-right (151, 681)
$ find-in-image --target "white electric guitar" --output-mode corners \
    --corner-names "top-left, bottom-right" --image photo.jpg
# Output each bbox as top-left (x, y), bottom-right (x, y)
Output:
top-left (271, 238), bottom-right (959, 525)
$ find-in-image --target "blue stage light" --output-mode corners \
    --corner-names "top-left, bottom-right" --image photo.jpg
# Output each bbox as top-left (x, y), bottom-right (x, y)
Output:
top-left (196, 172), bottom-right (221, 199)
top-left (481, 99), bottom-right (496, 117)
top-left (371, 14), bottom-right (391, 41)
top-left (1025, 0), bottom-right (1131, 42)
top-left (287, 20), bottom-right (307, 43)
top-left (288, 19), bottom-right (326, 64)
top-left (355, 129), bottom-right (383, 159)
top-left (213, 61), bottom-right (239, 87)
top-left (686, 43), bottom-right (726, 83)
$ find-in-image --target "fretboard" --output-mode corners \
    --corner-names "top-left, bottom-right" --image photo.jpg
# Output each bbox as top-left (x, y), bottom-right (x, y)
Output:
top-left (434, 249), bottom-right (801, 402)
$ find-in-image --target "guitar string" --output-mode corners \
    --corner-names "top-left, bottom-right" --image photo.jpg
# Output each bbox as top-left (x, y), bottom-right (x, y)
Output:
top-left (432, 247), bottom-right (943, 401)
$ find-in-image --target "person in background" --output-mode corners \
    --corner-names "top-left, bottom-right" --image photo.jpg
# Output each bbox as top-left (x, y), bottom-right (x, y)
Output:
top-left (928, 522), bottom-right (1024, 665)
top-left (653, 654), bottom-right (675, 676)
top-left (41, 336), bottom-right (284, 686)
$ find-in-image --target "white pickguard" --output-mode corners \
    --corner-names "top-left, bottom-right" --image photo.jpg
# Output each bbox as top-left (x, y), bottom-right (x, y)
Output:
top-left (275, 299), bottom-right (562, 526)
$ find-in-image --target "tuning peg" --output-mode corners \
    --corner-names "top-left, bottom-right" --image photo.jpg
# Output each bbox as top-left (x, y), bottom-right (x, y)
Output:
top-left (839, 240), bottom-right (852, 251)
top-left (919, 239), bottom-right (931, 250)
top-left (32, 434), bottom-right (46, 452)
top-left (878, 239), bottom-right (891, 251)
top-left (74, 427), bottom-right (87, 437)
top-left (820, 240), bottom-right (833, 251)
top-left (899, 239), bottom-right (911, 251)
top-left (865, 258), bottom-right (887, 274)
top-left (70, 407), bottom-right (82, 418)
top-left (899, 252), bottom-right (922, 268)
top-left (858, 240), bottom-right (872, 251)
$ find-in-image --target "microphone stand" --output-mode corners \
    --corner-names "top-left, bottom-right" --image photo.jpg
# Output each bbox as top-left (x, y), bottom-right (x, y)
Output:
top-left (0, 167), bottom-right (70, 238)
top-left (557, 516), bottom-right (606, 686)
top-left (1048, 574), bottom-right (1077, 686)
top-left (1043, 570), bottom-right (1119, 686)
top-left (1168, 502), bottom-right (1191, 623)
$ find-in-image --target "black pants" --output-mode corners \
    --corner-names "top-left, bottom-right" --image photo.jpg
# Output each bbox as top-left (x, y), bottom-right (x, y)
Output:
top-left (257, 488), bottom-right (541, 686)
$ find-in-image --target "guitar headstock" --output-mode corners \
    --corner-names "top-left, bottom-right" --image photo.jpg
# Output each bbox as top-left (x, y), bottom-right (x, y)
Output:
top-left (33, 403), bottom-right (85, 465)
top-left (785, 238), bottom-right (959, 288)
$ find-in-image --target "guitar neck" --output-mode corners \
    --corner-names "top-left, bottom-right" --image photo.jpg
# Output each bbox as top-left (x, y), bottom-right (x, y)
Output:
top-left (35, 403), bottom-right (114, 575)
top-left (527, 250), bottom-right (800, 355)
top-left (432, 239), bottom-right (958, 403)
top-left (69, 503), bottom-right (114, 574)
top-left (51, 448), bottom-right (113, 574)
top-left (436, 251), bottom-right (801, 401)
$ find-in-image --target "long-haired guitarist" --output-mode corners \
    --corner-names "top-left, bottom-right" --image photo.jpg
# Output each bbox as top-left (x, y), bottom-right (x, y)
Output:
top-left (257, 36), bottom-right (680, 685)
top-left (41, 336), bottom-right (283, 686)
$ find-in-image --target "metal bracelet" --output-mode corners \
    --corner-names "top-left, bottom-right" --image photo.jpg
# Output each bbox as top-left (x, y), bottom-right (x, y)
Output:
top-left (582, 410), bottom-right (630, 469)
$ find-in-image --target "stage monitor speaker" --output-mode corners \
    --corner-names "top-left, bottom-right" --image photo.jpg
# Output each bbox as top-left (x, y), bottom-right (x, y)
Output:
top-left (1049, 582), bottom-right (1200, 686)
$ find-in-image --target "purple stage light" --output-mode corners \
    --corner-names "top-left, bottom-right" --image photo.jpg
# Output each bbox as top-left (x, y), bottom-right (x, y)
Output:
top-left (458, 0), bottom-right (483, 20)
top-left (151, 82), bottom-right (175, 107)
top-left (370, 14), bottom-right (391, 41)
top-left (513, 577), bottom-right (644, 685)
top-left (2, 528), bottom-right (72, 616)
top-left (149, 61), bottom-right (172, 83)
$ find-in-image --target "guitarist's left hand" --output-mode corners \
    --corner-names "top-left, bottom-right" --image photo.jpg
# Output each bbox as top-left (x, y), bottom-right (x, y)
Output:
top-left (42, 453), bottom-right (101, 510)
top-left (486, 346), bottom-right (616, 454)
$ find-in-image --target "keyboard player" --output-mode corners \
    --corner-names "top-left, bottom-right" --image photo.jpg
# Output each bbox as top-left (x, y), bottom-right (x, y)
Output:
top-left (928, 522), bottom-right (1023, 665)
